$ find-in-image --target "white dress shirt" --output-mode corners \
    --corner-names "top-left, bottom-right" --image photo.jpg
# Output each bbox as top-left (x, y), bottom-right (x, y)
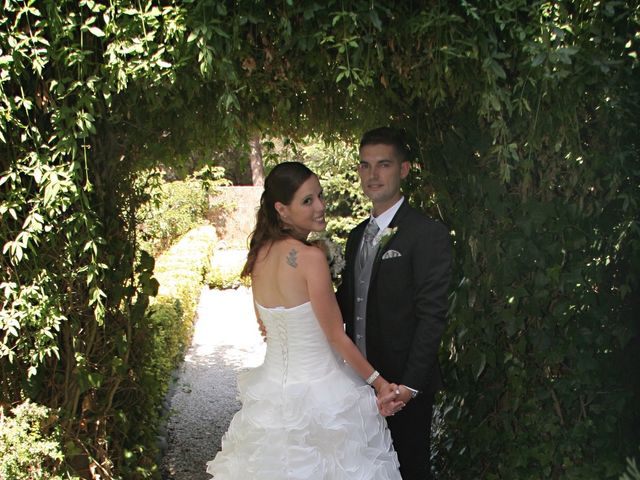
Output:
top-left (369, 197), bottom-right (404, 246)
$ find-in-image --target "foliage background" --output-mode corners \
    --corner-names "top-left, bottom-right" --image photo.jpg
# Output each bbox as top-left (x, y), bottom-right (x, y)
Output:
top-left (1, 0), bottom-right (638, 478)
top-left (136, 167), bottom-right (228, 256)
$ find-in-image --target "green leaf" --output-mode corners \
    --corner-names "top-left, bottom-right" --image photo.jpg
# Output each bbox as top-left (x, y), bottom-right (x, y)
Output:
top-left (470, 350), bottom-right (486, 381)
top-left (87, 26), bottom-right (105, 37)
top-left (369, 9), bottom-right (382, 31)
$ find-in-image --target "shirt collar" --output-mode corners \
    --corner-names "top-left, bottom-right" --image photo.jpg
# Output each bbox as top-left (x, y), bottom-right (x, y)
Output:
top-left (369, 197), bottom-right (404, 238)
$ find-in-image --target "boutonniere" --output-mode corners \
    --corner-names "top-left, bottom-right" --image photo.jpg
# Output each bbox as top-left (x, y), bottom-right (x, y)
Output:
top-left (308, 232), bottom-right (346, 281)
top-left (378, 227), bottom-right (398, 250)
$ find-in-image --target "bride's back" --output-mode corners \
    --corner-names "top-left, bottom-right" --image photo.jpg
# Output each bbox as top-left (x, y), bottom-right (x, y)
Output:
top-left (251, 238), bottom-right (311, 309)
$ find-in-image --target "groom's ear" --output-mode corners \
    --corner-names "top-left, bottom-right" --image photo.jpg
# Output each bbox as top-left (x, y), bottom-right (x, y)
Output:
top-left (400, 160), bottom-right (410, 179)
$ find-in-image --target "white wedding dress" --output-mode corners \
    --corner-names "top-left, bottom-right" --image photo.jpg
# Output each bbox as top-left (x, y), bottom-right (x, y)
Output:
top-left (206, 301), bottom-right (401, 479)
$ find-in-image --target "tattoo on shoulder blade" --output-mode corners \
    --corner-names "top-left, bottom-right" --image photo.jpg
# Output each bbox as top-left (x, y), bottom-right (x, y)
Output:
top-left (286, 249), bottom-right (298, 268)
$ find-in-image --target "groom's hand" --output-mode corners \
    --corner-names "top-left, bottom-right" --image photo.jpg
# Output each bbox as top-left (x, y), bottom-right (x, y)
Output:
top-left (393, 385), bottom-right (415, 405)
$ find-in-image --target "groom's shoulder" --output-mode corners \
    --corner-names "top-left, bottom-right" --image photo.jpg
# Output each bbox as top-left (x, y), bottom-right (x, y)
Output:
top-left (402, 203), bottom-right (447, 227)
top-left (400, 204), bottom-right (450, 240)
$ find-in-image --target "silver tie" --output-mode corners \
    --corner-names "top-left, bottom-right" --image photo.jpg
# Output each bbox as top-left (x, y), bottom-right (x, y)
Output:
top-left (358, 220), bottom-right (380, 269)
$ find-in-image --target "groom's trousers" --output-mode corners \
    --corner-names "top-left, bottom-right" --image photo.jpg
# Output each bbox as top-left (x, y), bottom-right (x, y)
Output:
top-left (386, 392), bottom-right (434, 480)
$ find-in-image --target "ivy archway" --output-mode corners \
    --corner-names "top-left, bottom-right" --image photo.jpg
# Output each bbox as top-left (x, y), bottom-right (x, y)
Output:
top-left (1, 1), bottom-right (638, 478)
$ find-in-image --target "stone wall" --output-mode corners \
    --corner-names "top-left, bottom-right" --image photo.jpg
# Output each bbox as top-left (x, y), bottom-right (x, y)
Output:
top-left (208, 186), bottom-right (263, 249)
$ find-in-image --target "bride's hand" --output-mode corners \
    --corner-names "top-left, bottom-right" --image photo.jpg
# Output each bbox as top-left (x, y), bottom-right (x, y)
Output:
top-left (257, 318), bottom-right (267, 342)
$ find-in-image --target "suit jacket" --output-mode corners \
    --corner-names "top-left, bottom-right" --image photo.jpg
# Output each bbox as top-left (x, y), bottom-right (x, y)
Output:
top-left (337, 200), bottom-right (452, 394)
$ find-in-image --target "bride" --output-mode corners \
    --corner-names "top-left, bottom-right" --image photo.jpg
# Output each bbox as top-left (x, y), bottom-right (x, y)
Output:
top-left (206, 162), bottom-right (403, 479)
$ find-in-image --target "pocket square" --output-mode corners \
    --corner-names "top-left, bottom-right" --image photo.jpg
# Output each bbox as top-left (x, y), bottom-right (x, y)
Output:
top-left (381, 249), bottom-right (401, 260)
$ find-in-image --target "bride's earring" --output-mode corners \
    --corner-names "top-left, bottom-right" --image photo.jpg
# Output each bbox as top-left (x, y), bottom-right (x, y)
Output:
top-left (276, 205), bottom-right (287, 222)
top-left (275, 203), bottom-right (292, 231)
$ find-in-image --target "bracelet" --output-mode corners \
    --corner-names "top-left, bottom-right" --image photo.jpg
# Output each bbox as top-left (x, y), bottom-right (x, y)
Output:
top-left (366, 370), bottom-right (380, 385)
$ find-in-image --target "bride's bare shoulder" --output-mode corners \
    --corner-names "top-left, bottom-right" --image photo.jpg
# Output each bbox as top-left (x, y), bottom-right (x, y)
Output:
top-left (265, 238), bottom-right (325, 268)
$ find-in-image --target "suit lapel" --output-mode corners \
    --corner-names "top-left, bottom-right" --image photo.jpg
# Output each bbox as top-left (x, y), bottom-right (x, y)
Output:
top-left (369, 201), bottom-right (410, 283)
top-left (348, 221), bottom-right (367, 264)
top-left (347, 220), bottom-right (367, 292)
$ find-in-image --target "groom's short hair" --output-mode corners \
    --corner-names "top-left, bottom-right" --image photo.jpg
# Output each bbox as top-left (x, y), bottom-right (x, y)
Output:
top-left (359, 127), bottom-right (411, 163)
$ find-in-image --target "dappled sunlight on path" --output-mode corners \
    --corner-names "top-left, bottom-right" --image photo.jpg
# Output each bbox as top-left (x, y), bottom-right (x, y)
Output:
top-left (188, 286), bottom-right (265, 368)
top-left (160, 285), bottom-right (265, 480)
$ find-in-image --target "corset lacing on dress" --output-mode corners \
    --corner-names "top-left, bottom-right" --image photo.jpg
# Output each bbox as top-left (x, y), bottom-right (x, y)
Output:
top-left (275, 311), bottom-right (289, 386)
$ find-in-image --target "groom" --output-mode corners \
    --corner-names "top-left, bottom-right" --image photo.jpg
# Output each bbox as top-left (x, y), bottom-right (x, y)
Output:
top-left (337, 127), bottom-right (452, 479)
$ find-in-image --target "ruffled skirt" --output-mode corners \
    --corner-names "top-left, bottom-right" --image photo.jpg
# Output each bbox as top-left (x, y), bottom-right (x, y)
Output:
top-left (206, 362), bottom-right (401, 479)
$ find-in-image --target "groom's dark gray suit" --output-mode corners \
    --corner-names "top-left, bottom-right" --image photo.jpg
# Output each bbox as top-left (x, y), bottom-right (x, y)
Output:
top-left (337, 199), bottom-right (452, 479)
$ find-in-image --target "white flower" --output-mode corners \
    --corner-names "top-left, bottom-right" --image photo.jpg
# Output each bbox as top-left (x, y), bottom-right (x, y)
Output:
top-left (329, 249), bottom-right (346, 279)
top-left (308, 232), bottom-right (345, 280)
top-left (378, 226), bottom-right (398, 250)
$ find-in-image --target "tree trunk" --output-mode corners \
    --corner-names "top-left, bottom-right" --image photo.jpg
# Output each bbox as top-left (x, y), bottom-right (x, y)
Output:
top-left (249, 134), bottom-right (264, 186)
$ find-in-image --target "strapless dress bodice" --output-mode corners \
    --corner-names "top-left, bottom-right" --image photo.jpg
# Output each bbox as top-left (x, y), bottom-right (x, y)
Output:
top-left (257, 301), bottom-right (342, 384)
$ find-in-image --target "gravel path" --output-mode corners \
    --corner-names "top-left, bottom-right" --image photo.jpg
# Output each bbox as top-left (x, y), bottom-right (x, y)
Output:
top-left (160, 283), bottom-right (265, 480)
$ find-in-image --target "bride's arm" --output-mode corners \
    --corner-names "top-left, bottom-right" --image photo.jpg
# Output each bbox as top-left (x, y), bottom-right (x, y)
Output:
top-left (302, 246), bottom-right (390, 394)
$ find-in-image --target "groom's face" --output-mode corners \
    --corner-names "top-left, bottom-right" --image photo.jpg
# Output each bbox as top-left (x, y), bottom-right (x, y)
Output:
top-left (358, 143), bottom-right (410, 215)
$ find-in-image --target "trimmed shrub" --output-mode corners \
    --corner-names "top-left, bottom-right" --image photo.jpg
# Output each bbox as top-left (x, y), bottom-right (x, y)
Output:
top-left (113, 225), bottom-right (217, 477)
top-left (144, 224), bottom-right (217, 382)
top-left (153, 225), bottom-right (217, 321)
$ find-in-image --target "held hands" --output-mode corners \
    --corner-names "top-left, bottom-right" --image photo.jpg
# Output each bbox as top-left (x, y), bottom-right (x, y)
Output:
top-left (371, 377), bottom-right (406, 417)
top-left (377, 384), bottom-right (405, 417)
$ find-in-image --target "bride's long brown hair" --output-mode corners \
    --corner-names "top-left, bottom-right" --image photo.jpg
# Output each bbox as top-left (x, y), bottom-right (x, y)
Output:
top-left (241, 162), bottom-right (315, 277)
